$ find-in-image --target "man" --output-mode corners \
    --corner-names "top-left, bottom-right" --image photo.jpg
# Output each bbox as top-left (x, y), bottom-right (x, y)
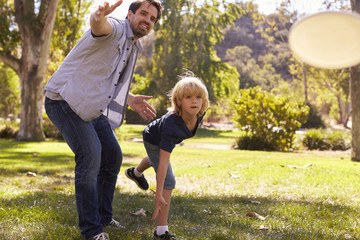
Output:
top-left (44, 1), bottom-right (162, 239)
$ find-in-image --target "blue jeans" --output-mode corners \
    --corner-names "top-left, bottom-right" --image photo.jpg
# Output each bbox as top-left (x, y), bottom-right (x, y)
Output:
top-left (44, 97), bottom-right (122, 238)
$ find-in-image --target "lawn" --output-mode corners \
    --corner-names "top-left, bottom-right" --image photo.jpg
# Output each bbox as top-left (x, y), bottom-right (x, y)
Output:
top-left (0, 125), bottom-right (359, 240)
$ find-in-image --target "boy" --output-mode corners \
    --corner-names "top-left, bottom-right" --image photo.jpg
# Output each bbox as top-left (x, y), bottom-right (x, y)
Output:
top-left (125, 74), bottom-right (209, 239)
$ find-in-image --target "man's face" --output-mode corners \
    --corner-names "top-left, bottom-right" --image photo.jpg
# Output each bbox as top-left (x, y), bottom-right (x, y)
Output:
top-left (128, 3), bottom-right (158, 40)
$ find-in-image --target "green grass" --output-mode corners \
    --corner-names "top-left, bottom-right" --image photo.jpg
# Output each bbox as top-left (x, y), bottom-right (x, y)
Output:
top-left (117, 124), bottom-right (241, 146)
top-left (1, 126), bottom-right (360, 240)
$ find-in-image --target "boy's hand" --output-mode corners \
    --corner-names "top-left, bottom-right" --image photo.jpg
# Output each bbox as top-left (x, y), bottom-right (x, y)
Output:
top-left (151, 195), bottom-right (168, 221)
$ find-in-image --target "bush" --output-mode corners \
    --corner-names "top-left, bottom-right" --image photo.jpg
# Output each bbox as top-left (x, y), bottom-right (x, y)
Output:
top-left (233, 87), bottom-right (309, 151)
top-left (302, 129), bottom-right (351, 151)
top-left (0, 124), bottom-right (18, 138)
top-left (235, 134), bottom-right (277, 151)
top-left (301, 103), bottom-right (326, 129)
top-left (43, 114), bottom-right (63, 140)
top-left (1, 116), bottom-right (64, 140)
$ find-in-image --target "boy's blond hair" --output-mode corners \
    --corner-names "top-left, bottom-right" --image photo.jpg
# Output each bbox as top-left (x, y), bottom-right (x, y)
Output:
top-left (169, 75), bottom-right (209, 117)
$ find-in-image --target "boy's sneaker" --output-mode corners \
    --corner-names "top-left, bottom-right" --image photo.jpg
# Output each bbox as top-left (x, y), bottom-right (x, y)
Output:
top-left (86, 232), bottom-right (109, 240)
top-left (153, 230), bottom-right (177, 240)
top-left (103, 218), bottom-right (125, 229)
top-left (125, 167), bottom-right (149, 190)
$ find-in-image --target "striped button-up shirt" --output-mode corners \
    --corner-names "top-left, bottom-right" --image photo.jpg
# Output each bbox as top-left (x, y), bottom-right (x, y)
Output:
top-left (45, 17), bottom-right (143, 129)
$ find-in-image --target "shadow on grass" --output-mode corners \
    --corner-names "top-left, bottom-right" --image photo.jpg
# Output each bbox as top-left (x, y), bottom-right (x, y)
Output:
top-left (0, 139), bottom-right (139, 177)
top-left (194, 128), bottom-right (237, 139)
top-left (1, 188), bottom-right (359, 240)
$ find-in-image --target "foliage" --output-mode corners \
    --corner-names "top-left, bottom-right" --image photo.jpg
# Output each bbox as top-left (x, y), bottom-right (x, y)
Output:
top-left (301, 103), bottom-right (326, 129)
top-left (42, 114), bottom-right (63, 140)
top-left (308, 68), bottom-right (351, 127)
top-left (127, 73), bottom-right (168, 124)
top-left (302, 129), bottom-right (351, 151)
top-left (46, 0), bottom-right (91, 82)
top-left (0, 0), bottom-right (90, 141)
top-left (205, 97), bottom-right (234, 123)
top-left (0, 63), bottom-right (20, 118)
top-left (0, 0), bottom-right (20, 55)
top-left (0, 115), bottom-right (63, 140)
top-left (0, 121), bottom-right (18, 139)
top-left (233, 87), bottom-right (309, 151)
top-left (148, 0), bottom-right (242, 114)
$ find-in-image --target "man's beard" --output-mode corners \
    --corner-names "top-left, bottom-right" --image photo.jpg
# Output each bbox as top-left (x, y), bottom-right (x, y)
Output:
top-left (131, 21), bottom-right (150, 39)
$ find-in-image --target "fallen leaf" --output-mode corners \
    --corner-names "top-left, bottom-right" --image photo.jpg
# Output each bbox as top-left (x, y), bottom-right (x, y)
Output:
top-left (26, 171), bottom-right (37, 177)
top-left (248, 200), bottom-right (261, 205)
top-left (202, 165), bottom-right (212, 168)
top-left (246, 212), bottom-right (266, 220)
top-left (129, 208), bottom-right (148, 217)
top-left (281, 163), bottom-right (313, 169)
top-left (228, 172), bottom-right (240, 178)
top-left (256, 225), bottom-right (269, 230)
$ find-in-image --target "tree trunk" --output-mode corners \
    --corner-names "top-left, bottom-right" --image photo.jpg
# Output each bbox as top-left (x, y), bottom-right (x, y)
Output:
top-left (350, 65), bottom-right (360, 161)
top-left (16, 66), bottom-right (45, 141)
top-left (350, 0), bottom-right (360, 161)
top-left (14, 0), bottom-right (59, 141)
top-left (303, 63), bottom-right (308, 103)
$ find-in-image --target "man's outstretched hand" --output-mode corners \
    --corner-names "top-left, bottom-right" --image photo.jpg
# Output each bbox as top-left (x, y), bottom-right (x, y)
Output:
top-left (93, 0), bottom-right (123, 22)
top-left (127, 94), bottom-right (157, 121)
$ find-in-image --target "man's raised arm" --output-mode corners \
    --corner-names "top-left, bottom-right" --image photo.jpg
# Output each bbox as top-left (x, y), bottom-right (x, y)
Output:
top-left (90, 0), bottom-right (123, 36)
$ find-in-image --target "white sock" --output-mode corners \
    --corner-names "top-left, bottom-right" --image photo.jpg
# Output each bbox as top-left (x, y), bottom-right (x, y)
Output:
top-left (156, 225), bottom-right (168, 235)
top-left (133, 168), bottom-right (142, 177)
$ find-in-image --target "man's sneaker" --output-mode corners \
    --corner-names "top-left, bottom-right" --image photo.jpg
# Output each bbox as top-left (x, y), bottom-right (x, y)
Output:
top-left (103, 218), bottom-right (125, 229)
top-left (86, 232), bottom-right (109, 240)
top-left (125, 167), bottom-right (149, 190)
top-left (153, 230), bottom-right (177, 240)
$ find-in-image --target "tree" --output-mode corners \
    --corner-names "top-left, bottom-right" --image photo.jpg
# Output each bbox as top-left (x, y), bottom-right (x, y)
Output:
top-left (0, 0), bottom-right (59, 141)
top-left (350, 0), bottom-right (360, 161)
top-left (0, 0), bottom-right (89, 141)
top-left (148, 0), bottom-right (242, 116)
top-left (309, 68), bottom-right (351, 128)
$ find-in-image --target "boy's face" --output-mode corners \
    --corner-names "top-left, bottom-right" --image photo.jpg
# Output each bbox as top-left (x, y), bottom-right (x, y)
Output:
top-left (128, 3), bottom-right (158, 40)
top-left (180, 94), bottom-right (203, 117)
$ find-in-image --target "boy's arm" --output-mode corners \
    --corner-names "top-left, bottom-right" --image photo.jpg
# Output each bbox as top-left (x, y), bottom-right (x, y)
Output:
top-left (151, 149), bottom-right (171, 221)
top-left (90, 0), bottom-right (123, 36)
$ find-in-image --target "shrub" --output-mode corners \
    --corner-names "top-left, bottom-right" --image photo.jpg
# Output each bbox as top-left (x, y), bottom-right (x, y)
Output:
top-left (302, 130), bottom-right (330, 150)
top-left (43, 114), bottom-right (63, 140)
top-left (233, 87), bottom-right (309, 151)
top-left (0, 124), bottom-right (18, 138)
top-left (301, 103), bottom-right (326, 129)
top-left (302, 129), bottom-right (351, 151)
top-left (235, 134), bottom-right (277, 151)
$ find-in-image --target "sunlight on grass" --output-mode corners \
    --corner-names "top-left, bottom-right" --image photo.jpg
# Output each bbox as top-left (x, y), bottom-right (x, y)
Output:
top-left (1, 135), bottom-right (360, 239)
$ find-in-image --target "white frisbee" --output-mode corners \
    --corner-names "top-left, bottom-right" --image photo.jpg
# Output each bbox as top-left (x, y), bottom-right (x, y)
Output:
top-left (289, 11), bottom-right (360, 69)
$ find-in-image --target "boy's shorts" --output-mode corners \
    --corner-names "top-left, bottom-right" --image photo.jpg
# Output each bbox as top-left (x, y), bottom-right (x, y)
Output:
top-left (143, 140), bottom-right (176, 189)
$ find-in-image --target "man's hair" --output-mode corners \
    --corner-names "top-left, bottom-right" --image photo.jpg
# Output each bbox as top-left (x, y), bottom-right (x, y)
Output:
top-left (128, 0), bottom-right (162, 23)
top-left (169, 72), bottom-right (210, 117)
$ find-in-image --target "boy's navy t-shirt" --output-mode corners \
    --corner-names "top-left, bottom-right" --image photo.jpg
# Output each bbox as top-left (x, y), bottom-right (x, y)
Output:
top-left (143, 112), bottom-right (205, 153)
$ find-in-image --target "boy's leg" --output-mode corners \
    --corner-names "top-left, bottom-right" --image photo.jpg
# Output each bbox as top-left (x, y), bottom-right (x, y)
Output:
top-left (154, 189), bottom-right (177, 239)
top-left (157, 189), bottom-right (172, 226)
top-left (135, 156), bottom-right (151, 173)
top-left (143, 141), bottom-right (177, 238)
